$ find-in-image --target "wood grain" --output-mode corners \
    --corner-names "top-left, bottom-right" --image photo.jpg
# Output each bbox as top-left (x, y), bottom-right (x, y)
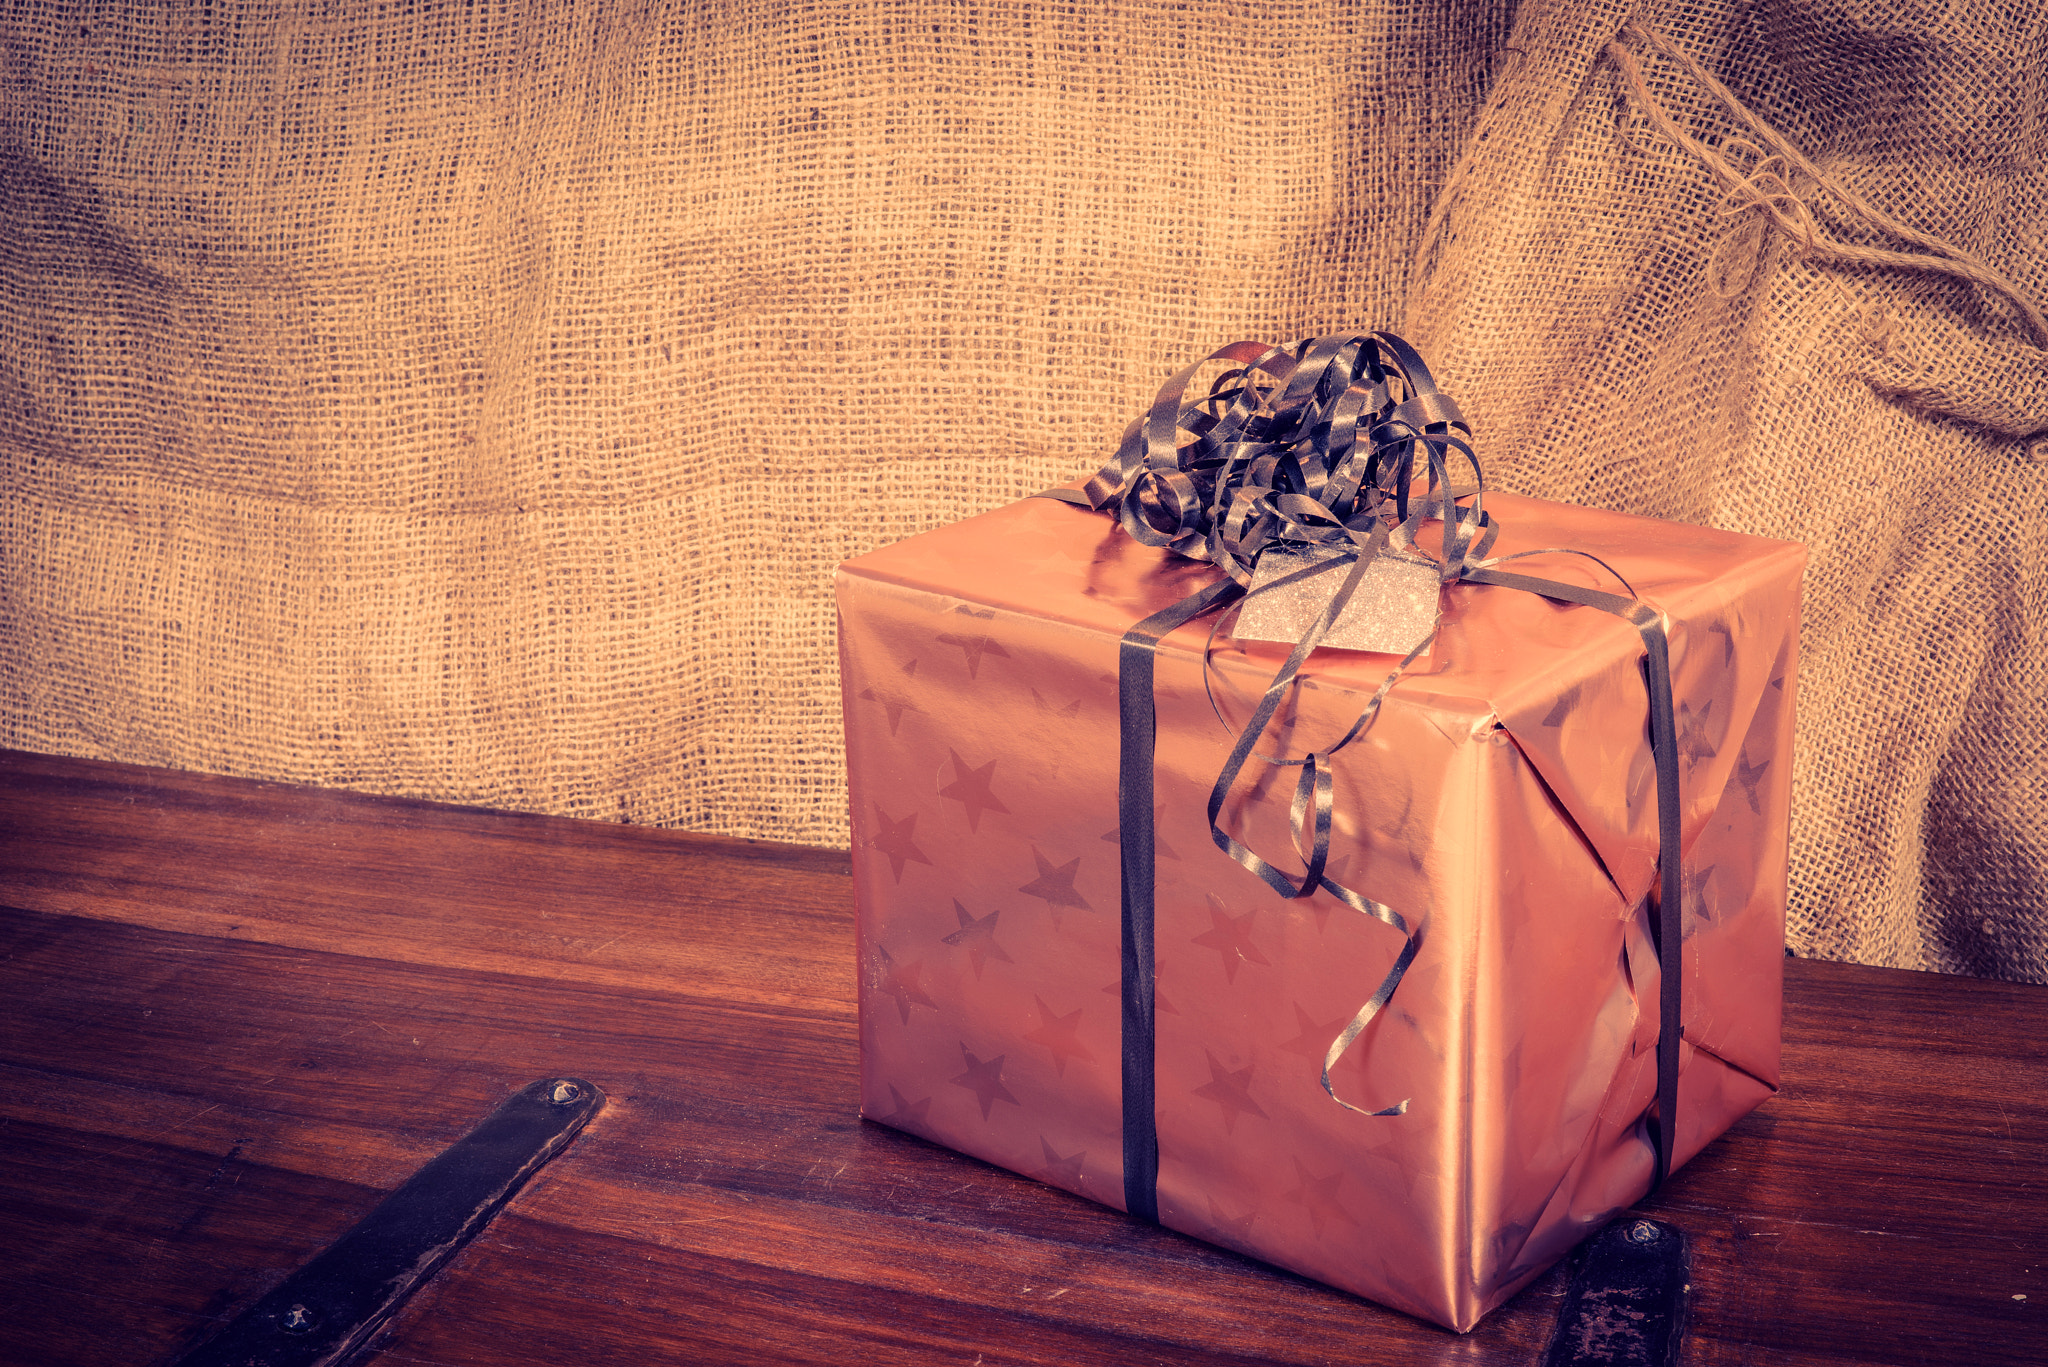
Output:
top-left (1, 749), bottom-right (2042, 1365)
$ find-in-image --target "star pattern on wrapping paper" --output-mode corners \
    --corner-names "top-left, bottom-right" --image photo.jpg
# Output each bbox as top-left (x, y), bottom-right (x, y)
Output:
top-left (1192, 1050), bottom-right (1267, 1134)
top-left (1280, 1003), bottom-right (1354, 1061)
top-left (939, 749), bottom-right (1011, 833)
top-left (1017, 548), bottom-right (1081, 580)
top-left (1282, 1157), bottom-right (1348, 1237)
top-left (1589, 700), bottom-right (1643, 776)
top-left (1490, 1216), bottom-right (1544, 1284)
top-left (1015, 532), bottom-right (1097, 579)
top-left (1023, 995), bottom-right (1097, 1077)
top-left (1706, 617), bottom-right (1737, 667)
top-left (1019, 847), bottom-right (1092, 923)
top-left (942, 899), bottom-right (1012, 979)
top-left (1540, 682), bottom-right (1583, 729)
top-left (937, 632), bottom-right (1009, 680)
top-left (1035, 1137), bottom-right (1087, 1190)
top-left (1385, 779), bottom-right (1430, 884)
top-left (1100, 805), bottom-right (1179, 861)
top-left (1102, 975), bottom-right (1179, 1016)
top-left (1192, 896), bottom-right (1271, 984)
top-left (951, 1045), bottom-right (1019, 1120)
top-left (1734, 748), bottom-right (1771, 815)
top-left (866, 805), bottom-right (933, 883)
top-left (859, 684), bottom-right (922, 735)
top-left (1674, 697), bottom-right (1719, 766)
top-left (1031, 686), bottom-right (1082, 719)
top-left (874, 945), bottom-right (938, 1025)
top-left (1197, 1195), bottom-right (1260, 1249)
top-left (1683, 861), bottom-right (1721, 931)
top-left (873, 1083), bottom-right (932, 1134)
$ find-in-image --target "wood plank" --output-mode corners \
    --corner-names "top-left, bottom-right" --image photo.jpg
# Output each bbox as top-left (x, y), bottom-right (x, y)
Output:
top-left (1, 749), bottom-right (2043, 1365)
top-left (0, 748), bottom-right (852, 1007)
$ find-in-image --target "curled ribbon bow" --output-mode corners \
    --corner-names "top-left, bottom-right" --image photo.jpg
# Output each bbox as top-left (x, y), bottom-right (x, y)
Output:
top-left (1076, 331), bottom-right (1498, 584)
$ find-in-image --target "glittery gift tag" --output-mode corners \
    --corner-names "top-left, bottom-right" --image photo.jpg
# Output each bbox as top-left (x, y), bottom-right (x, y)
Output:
top-left (1234, 544), bottom-right (1442, 655)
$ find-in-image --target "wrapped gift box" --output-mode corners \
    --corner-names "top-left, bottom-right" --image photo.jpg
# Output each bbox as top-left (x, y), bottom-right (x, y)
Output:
top-left (836, 487), bottom-right (1802, 1331)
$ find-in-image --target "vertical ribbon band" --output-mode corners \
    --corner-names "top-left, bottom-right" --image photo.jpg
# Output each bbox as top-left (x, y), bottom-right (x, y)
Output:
top-left (1117, 578), bottom-right (1243, 1222)
top-left (1459, 565), bottom-right (1685, 1191)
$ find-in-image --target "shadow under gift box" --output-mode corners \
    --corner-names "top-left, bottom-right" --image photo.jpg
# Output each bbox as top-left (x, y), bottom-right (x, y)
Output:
top-left (835, 490), bottom-right (1804, 1332)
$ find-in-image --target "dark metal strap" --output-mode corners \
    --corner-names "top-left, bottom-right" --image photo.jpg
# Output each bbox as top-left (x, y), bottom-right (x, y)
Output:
top-left (173, 1077), bottom-right (603, 1367)
top-left (1541, 1218), bottom-right (1691, 1366)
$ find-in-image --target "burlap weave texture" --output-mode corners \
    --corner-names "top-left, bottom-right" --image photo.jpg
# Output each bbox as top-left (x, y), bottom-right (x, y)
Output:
top-left (1, 1), bottom-right (2041, 982)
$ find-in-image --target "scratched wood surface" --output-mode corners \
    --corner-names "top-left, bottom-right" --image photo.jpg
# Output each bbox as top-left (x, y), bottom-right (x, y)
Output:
top-left (0, 748), bottom-right (2041, 1366)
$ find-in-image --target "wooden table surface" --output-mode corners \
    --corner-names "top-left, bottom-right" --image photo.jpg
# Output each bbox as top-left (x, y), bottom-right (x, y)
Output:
top-left (1, 748), bottom-right (2042, 1365)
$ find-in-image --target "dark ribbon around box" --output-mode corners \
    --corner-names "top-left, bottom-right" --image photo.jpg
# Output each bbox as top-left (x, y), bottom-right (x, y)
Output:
top-left (1039, 332), bottom-right (1687, 1226)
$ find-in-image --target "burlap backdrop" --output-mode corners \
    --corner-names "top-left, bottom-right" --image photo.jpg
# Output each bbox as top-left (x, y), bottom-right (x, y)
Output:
top-left (2, 1), bottom-right (2041, 982)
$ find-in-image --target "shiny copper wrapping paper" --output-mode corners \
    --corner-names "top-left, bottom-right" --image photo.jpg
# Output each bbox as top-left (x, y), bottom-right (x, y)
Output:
top-left (836, 491), bottom-right (1804, 1331)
